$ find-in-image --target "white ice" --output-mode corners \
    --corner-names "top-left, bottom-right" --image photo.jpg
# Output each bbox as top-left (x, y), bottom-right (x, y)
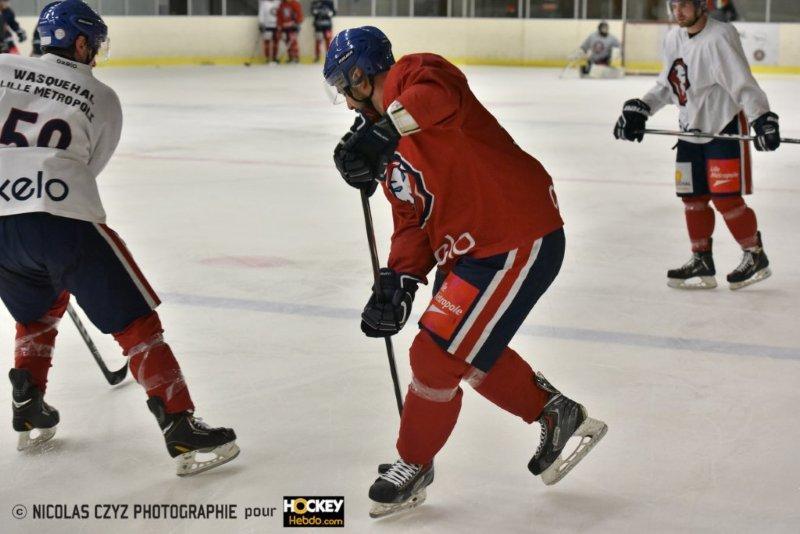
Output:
top-left (1, 64), bottom-right (799, 533)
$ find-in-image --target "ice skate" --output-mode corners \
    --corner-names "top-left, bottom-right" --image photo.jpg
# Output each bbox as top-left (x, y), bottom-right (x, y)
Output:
top-left (147, 397), bottom-right (240, 477)
top-left (667, 245), bottom-right (717, 289)
top-left (9, 369), bottom-right (59, 451)
top-left (728, 232), bottom-right (771, 290)
top-left (368, 459), bottom-right (434, 519)
top-left (528, 373), bottom-right (607, 486)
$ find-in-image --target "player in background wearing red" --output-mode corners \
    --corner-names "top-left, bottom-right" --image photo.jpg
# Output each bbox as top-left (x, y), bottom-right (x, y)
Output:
top-left (0, 0), bottom-right (238, 475)
top-left (614, 0), bottom-right (780, 290)
top-left (277, 0), bottom-right (303, 63)
top-left (324, 27), bottom-right (607, 518)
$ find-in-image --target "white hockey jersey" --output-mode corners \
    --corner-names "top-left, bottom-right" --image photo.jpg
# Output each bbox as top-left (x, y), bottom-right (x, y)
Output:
top-left (258, 0), bottom-right (280, 28)
top-left (641, 17), bottom-right (770, 144)
top-left (0, 53), bottom-right (121, 222)
top-left (580, 32), bottom-right (621, 63)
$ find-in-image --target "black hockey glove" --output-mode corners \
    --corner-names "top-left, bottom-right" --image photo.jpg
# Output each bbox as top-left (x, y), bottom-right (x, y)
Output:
top-left (614, 99), bottom-right (651, 142)
top-left (334, 114), bottom-right (378, 196)
top-left (258, 24), bottom-right (267, 33)
top-left (334, 116), bottom-right (400, 195)
top-left (347, 117), bottom-right (400, 177)
top-left (17, 29), bottom-right (26, 43)
top-left (361, 269), bottom-right (421, 338)
top-left (751, 112), bottom-right (780, 152)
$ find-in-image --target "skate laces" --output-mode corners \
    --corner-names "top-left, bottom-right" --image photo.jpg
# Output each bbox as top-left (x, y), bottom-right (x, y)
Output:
top-left (684, 254), bottom-right (703, 269)
top-left (380, 460), bottom-right (420, 487)
top-left (734, 251), bottom-right (755, 273)
top-left (189, 416), bottom-right (212, 431)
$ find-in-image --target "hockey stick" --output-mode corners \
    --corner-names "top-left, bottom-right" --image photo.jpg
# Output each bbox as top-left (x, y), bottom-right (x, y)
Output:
top-left (66, 303), bottom-right (128, 386)
top-left (643, 129), bottom-right (800, 144)
top-left (558, 59), bottom-right (578, 79)
top-left (360, 189), bottom-right (404, 416)
top-left (244, 33), bottom-right (262, 67)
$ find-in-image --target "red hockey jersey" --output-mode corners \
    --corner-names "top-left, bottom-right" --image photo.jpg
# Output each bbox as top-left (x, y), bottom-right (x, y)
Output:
top-left (380, 53), bottom-right (564, 280)
top-left (277, 0), bottom-right (303, 29)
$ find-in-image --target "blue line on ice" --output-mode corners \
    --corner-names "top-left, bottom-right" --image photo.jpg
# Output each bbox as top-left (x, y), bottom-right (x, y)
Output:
top-left (161, 292), bottom-right (800, 362)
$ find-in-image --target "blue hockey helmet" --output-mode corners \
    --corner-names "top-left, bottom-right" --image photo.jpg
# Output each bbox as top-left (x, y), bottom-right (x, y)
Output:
top-left (38, 0), bottom-right (108, 53)
top-left (323, 26), bottom-right (394, 96)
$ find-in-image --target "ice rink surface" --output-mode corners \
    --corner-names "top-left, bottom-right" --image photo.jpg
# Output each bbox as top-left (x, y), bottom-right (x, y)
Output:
top-left (0, 63), bottom-right (798, 533)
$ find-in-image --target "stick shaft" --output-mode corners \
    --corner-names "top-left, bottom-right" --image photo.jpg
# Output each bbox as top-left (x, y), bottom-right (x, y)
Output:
top-left (67, 303), bottom-right (127, 386)
top-left (360, 190), bottom-right (404, 416)
top-left (644, 128), bottom-right (800, 144)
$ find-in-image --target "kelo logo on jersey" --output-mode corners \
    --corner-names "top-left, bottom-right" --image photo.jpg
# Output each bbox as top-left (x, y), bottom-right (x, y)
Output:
top-left (668, 58), bottom-right (691, 106)
top-left (592, 42), bottom-right (606, 54)
top-left (0, 171), bottom-right (69, 203)
top-left (387, 153), bottom-right (434, 228)
top-left (434, 232), bottom-right (476, 266)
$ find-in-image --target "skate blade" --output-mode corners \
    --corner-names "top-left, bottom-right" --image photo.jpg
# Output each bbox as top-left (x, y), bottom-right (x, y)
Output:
top-left (17, 427), bottom-right (57, 451)
top-left (176, 441), bottom-right (240, 477)
top-left (369, 488), bottom-right (427, 519)
top-left (729, 267), bottom-right (772, 291)
top-left (540, 417), bottom-right (608, 486)
top-left (667, 276), bottom-right (717, 290)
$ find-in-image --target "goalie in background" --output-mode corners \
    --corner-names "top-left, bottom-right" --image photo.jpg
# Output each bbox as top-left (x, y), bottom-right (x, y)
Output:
top-left (570, 21), bottom-right (623, 79)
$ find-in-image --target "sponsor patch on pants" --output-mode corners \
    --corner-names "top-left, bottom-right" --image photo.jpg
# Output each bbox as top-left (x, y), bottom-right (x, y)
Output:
top-left (675, 161), bottom-right (693, 194)
top-left (707, 159), bottom-right (741, 194)
top-left (420, 274), bottom-right (479, 340)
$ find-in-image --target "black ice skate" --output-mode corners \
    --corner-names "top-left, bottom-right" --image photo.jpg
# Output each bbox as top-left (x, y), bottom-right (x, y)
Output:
top-left (727, 232), bottom-right (771, 290)
top-left (147, 397), bottom-right (239, 477)
top-left (528, 372), bottom-right (607, 486)
top-left (667, 244), bottom-right (717, 289)
top-left (368, 460), bottom-right (434, 519)
top-left (9, 368), bottom-right (59, 451)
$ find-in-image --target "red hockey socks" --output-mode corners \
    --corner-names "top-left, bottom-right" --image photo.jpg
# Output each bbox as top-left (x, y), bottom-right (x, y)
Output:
top-left (14, 291), bottom-right (70, 392)
top-left (682, 195), bottom-right (715, 252)
top-left (396, 332), bottom-right (468, 465)
top-left (113, 312), bottom-right (194, 414)
top-left (712, 196), bottom-right (759, 249)
top-left (469, 347), bottom-right (549, 424)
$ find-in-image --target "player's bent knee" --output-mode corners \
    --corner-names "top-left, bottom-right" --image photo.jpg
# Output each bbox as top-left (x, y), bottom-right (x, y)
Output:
top-left (112, 311), bottom-right (165, 355)
top-left (682, 195), bottom-right (711, 210)
top-left (409, 331), bottom-right (469, 394)
top-left (711, 196), bottom-right (746, 219)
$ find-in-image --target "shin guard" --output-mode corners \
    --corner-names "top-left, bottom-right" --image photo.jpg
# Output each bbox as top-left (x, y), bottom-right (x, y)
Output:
top-left (14, 291), bottom-right (70, 392)
top-left (683, 196), bottom-right (715, 252)
top-left (469, 347), bottom-right (550, 424)
top-left (713, 196), bottom-right (759, 249)
top-left (113, 312), bottom-right (194, 413)
top-left (396, 332), bottom-right (468, 465)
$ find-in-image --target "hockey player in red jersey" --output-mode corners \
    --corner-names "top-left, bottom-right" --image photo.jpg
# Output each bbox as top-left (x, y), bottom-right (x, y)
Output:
top-left (0, 0), bottom-right (238, 475)
top-left (276, 0), bottom-right (303, 63)
top-left (614, 0), bottom-right (779, 290)
top-left (325, 27), bottom-right (607, 518)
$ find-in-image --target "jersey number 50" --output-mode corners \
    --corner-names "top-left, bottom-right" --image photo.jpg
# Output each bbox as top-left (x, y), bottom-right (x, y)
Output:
top-left (0, 108), bottom-right (72, 150)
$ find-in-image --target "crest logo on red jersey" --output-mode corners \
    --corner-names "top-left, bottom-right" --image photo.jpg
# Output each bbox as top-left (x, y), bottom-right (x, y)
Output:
top-left (668, 58), bottom-right (691, 106)
top-left (387, 153), bottom-right (434, 228)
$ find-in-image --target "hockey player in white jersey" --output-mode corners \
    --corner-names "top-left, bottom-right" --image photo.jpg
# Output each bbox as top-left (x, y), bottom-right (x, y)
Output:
top-left (258, 0), bottom-right (280, 64)
top-left (0, 0), bottom-right (239, 475)
top-left (614, 0), bottom-right (779, 290)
